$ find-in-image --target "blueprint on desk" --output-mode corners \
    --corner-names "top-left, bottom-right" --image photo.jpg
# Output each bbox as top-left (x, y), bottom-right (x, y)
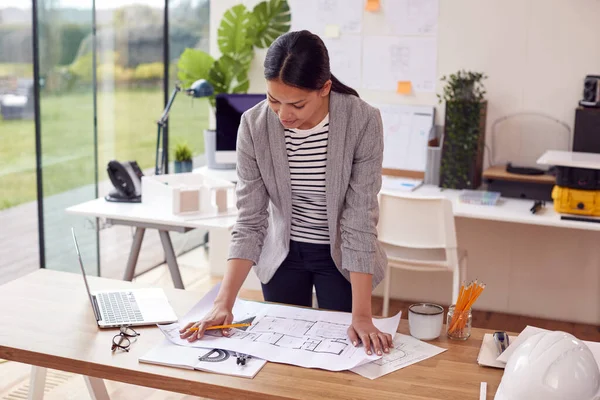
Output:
top-left (158, 284), bottom-right (401, 371)
top-left (350, 333), bottom-right (447, 379)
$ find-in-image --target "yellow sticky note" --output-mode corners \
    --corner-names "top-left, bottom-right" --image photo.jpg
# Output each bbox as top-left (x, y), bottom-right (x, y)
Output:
top-left (397, 81), bottom-right (412, 94)
top-left (324, 24), bottom-right (340, 38)
top-left (366, 0), bottom-right (380, 12)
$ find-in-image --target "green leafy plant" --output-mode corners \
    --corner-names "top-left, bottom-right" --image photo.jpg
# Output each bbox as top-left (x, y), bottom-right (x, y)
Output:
top-left (437, 70), bottom-right (487, 104)
top-left (437, 70), bottom-right (488, 190)
top-left (176, 0), bottom-right (291, 105)
top-left (174, 142), bottom-right (193, 162)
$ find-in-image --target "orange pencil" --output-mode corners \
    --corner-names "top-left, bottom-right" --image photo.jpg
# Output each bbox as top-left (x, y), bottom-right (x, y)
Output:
top-left (188, 323), bottom-right (251, 332)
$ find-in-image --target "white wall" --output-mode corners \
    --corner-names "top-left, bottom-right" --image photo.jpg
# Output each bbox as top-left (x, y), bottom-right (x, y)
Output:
top-left (211, 0), bottom-right (600, 142)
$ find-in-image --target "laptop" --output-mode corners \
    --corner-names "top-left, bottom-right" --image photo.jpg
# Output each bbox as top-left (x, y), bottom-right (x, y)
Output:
top-left (72, 228), bottom-right (178, 328)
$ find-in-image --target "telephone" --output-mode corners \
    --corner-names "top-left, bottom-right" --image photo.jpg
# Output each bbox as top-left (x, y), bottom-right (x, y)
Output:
top-left (106, 160), bottom-right (143, 203)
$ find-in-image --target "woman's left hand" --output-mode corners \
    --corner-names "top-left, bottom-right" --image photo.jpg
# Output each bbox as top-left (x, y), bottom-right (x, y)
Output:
top-left (347, 315), bottom-right (393, 356)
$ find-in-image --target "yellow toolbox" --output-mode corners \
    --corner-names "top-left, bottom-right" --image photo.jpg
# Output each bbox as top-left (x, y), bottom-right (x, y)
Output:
top-left (551, 185), bottom-right (600, 216)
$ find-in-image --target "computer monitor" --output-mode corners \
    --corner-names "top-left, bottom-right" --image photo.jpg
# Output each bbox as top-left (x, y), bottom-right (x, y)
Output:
top-left (214, 93), bottom-right (266, 166)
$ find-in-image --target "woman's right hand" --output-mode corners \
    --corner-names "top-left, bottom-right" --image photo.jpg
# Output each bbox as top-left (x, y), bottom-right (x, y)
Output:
top-left (178, 302), bottom-right (234, 342)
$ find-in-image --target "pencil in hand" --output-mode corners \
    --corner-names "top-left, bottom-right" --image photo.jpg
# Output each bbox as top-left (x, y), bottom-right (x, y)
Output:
top-left (188, 322), bottom-right (251, 332)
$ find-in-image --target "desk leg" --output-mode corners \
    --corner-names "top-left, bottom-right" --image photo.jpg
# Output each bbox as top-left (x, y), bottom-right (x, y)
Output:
top-left (158, 230), bottom-right (184, 289)
top-left (83, 376), bottom-right (110, 400)
top-left (123, 228), bottom-right (145, 281)
top-left (28, 366), bottom-right (46, 400)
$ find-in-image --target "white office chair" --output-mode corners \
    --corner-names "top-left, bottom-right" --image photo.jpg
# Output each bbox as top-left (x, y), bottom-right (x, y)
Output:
top-left (378, 192), bottom-right (467, 317)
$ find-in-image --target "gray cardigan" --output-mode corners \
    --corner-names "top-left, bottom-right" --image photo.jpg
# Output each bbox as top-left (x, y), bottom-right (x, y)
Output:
top-left (228, 91), bottom-right (387, 289)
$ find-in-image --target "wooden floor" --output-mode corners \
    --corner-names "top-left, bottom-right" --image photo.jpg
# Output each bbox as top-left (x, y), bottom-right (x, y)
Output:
top-left (1, 246), bottom-right (599, 400)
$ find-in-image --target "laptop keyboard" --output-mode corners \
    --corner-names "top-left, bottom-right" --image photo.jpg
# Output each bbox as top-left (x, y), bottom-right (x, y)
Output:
top-left (98, 292), bottom-right (144, 325)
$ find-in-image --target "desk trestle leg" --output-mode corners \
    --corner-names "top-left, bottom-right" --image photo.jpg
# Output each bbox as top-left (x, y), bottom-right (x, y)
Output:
top-left (84, 376), bottom-right (110, 400)
top-left (159, 230), bottom-right (185, 289)
top-left (28, 366), bottom-right (46, 400)
top-left (123, 228), bottom-right (146, 281)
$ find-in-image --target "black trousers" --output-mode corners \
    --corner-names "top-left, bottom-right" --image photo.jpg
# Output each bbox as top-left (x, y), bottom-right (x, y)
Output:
top-left (261, 240), bottom-right (353, 312)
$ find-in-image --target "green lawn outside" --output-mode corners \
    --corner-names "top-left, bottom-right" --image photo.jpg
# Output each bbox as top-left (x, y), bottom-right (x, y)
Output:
top-left (0, 88), bottom-right (209, 210)
top-left (0, 63), bottom-right (33, 78)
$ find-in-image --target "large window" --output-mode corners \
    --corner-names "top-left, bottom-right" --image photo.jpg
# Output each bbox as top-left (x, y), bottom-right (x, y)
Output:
top-left (37, 0), bottom-right (98, 274)
top-left (0, 2), bottom-right (39, 284)
top-left (0, 0), bottom-right (211, 281)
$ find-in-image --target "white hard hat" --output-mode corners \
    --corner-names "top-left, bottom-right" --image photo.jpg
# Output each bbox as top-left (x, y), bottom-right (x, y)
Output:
top-left (495, 331), bottom-right (600, 400)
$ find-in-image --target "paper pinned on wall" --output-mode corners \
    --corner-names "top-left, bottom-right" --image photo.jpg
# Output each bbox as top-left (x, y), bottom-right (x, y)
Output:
top-left (324, 24), bottom-right (341, 38)
top-left (371, 103), bottom-right (434, 172)
top-left (362, 36), bottom-right (437, 93)
top-left (323, 35), bottom-right (362, 89)
top-left (289, 0), bottom-right (363, 35)
top-left (365, 0), bottom-right (380, 12)
top-left (381, 0), bottom-right (439, 36)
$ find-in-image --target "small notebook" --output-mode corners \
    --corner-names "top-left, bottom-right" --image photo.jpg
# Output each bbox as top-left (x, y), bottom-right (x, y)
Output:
top-left (477, 333), bottom-right (516, 369)
top-left (139, 339), bottom-right (267, 379)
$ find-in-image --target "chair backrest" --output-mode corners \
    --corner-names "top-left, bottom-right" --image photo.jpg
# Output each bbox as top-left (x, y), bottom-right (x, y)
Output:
top-left (377, 192), bottom-right (457, 250)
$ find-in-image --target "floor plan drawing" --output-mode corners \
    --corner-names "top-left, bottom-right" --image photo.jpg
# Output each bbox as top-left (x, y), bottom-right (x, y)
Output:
top-left (230, 317), bottom-right (350, 356)
top-left (372, 342), bottom-right (409, 366)
top-left (223, 315), bottom-right (351, 355)
top-left (351, 333), bottom-right (447, 379)
top-left (158, 284), bottom-right (402, 371)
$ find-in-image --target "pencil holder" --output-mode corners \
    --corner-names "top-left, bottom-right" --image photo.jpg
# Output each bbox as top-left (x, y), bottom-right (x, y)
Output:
top-left (446, 305), bottom-right (472, 340)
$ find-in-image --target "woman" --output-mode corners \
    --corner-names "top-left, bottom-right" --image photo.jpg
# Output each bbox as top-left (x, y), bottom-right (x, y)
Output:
top-left (180, 30), bottom-right (392, 356)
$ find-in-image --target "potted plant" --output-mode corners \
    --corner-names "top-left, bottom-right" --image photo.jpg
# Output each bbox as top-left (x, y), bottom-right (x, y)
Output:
top-left (174, 142), bottom-right (193, 173)
top-left (176, 0), bottom-right (291, 107)
top-left (437, 70), bottom-right (488, 190)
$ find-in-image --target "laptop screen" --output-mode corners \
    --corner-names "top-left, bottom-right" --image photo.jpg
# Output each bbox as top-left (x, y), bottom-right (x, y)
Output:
top-left (71, 228), bottom-right (100, 322)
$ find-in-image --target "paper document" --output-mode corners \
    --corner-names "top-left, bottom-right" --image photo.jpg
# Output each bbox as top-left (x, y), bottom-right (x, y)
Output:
top-left (289, 0), bottom-right (363, 35)
top-left (362, 36), bottom-right (437, 93)
top-left (140, 339), bottom-right (266, 378)
top-left (350, 333), bottom-right (446, 379)
top-left (322, 35), bottom-right (363, 89)
top-left (496, 326), bottom-right (600, 367)
top-left (158, 284), bottom-right (402, 371)
top-left (477, 333), bottom-right (517, 369)
top-left (381, 0), bottom-right (439, 36)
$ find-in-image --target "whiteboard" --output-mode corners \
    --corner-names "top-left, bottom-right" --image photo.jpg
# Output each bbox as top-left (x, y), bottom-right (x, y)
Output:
top-left (369, 103), bottom-right (435, 172)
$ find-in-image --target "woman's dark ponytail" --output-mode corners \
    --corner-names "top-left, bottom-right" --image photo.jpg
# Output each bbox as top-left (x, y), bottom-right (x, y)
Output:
top-left (264, 30), bottom-right (359, 97)
top-left (330, 73), bottom-right (359, 97)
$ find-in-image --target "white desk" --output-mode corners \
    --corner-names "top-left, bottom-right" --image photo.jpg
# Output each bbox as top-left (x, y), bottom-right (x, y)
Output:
top-left (65, 199), bottom-right (237, 289)
top-left (382, 185), bottom-right (600, 232)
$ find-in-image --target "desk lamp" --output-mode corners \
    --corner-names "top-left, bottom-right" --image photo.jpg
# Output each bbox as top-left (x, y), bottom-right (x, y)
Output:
top-left (155, 79), bottom-right (214, 175)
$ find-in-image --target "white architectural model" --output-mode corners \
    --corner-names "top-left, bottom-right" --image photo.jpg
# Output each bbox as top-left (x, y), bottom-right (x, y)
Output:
top-left (141, 172), bottom-right (235, 217)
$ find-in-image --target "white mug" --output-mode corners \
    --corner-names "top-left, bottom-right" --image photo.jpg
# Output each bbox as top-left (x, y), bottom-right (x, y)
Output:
top-left (408, 303), bottom-right (444, 341)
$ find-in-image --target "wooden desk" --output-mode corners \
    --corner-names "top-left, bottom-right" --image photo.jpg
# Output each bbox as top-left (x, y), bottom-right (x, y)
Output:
top-left (0, 269), bottom-right (505, 400)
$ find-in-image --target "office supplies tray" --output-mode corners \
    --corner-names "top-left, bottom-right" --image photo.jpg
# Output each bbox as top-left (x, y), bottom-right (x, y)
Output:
top-left (459, 190), bottom-right (501, 206)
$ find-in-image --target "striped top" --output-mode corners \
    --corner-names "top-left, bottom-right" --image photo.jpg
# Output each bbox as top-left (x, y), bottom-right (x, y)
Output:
top-left (285, 113), bottom-right (330, 245)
